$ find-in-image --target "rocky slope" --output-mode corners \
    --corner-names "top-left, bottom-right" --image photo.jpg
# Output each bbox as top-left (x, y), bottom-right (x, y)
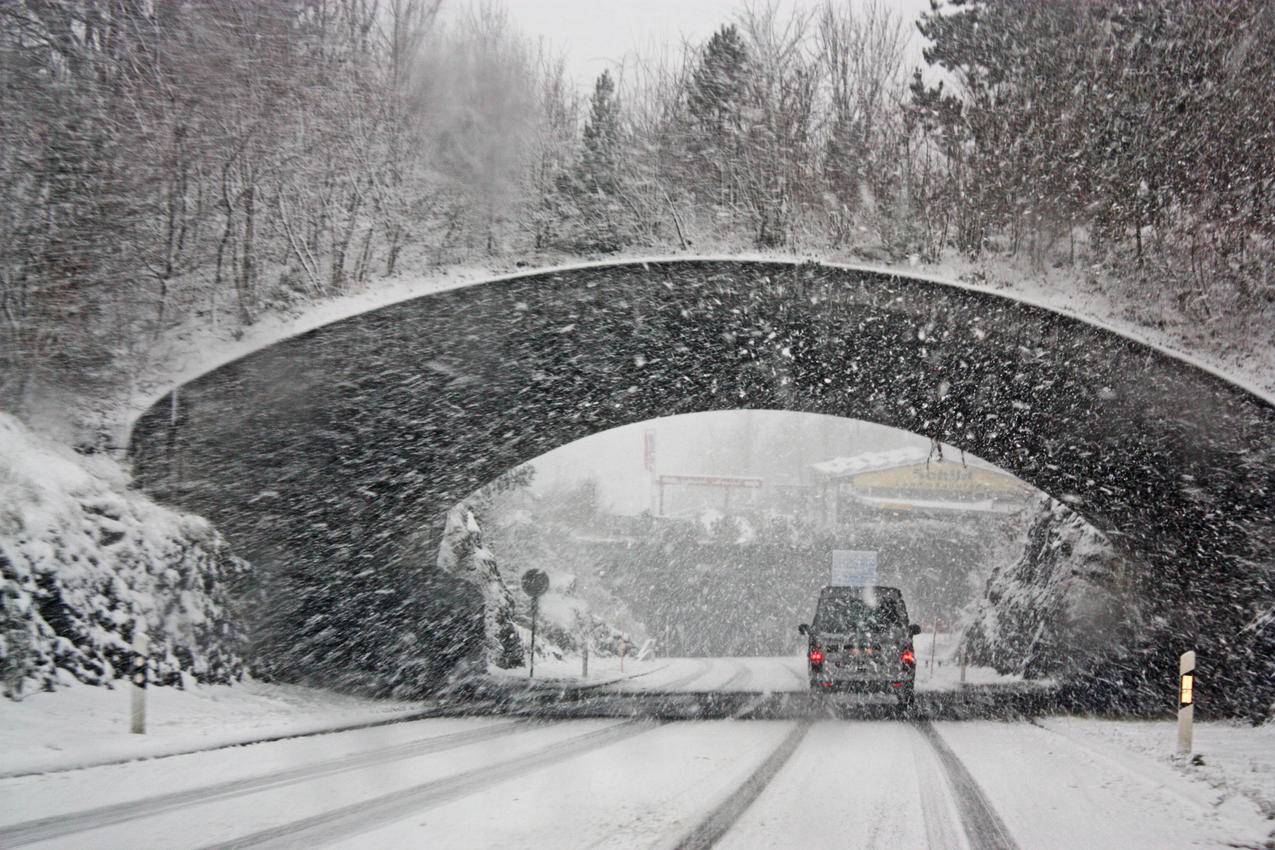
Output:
top-left (1, 414), bottom-right (248, 699)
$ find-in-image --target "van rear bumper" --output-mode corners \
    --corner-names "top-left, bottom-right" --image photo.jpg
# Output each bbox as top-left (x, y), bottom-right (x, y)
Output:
top-left (809, 677), bottom-right (911, 692)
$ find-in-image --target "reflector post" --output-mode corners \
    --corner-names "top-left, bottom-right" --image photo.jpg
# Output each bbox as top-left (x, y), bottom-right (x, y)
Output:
top-left (1177, 650), bottom-right (1195, 755)
top-left (130, 630), bottom-right (148, 735)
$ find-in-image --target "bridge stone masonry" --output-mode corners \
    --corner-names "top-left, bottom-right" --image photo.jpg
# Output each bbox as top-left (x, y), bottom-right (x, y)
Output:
top-left (128, 259), bottom-right (1275, 712)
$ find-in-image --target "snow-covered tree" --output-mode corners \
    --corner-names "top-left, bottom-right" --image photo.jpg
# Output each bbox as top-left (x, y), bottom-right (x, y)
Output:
top-left (436, 504), bottom-right (524, 669)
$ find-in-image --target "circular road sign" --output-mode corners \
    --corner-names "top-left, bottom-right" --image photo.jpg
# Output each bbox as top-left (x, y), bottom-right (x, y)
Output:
top-left (521, 569), bottom-right (549, 598)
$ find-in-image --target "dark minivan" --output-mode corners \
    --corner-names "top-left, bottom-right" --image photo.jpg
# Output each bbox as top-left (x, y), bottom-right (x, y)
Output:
top-left (799, 585), bottom-right (921, 708)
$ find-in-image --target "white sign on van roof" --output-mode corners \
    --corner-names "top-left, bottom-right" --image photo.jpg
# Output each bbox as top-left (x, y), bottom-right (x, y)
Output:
top-left (831, 550), bottom-right (878, 586)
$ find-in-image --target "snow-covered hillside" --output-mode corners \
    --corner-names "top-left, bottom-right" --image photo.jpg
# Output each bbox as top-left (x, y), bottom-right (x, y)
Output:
top-left (0, 414), bottom-right (248, 698)
top-left (960, 494), bottom-right (1138, 680)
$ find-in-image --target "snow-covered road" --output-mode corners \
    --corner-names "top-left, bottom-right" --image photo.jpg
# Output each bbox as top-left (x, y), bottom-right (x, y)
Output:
top-left (501, 645), bottom-right (1025, 697)
top-left (2, 695), bottom-right (1269, 849)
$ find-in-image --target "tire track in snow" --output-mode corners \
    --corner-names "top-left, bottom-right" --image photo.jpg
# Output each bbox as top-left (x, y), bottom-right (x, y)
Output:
top-left (570, 661), bottom-right (674, 692)
top-left (0, 720), bottom-right (533, 847)
top-left (610, 658), bottom-right (712, 693)
top-left (783, 657), bottom-right (808, 687)
top-left (199, 719), bottom-right (662, 850)
top-left (672, 721), bottom-right (811, 850)
top-left (716, 660), bottom-right (752, 692)
top-left (917, 721), bottom-right (1018, 850)
top-left (910, 724), bottom-right (972, 850)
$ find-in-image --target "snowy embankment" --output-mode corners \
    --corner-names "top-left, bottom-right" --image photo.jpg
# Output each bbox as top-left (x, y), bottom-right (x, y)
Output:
top-left (0, 679), bottom-right (426, 777)
top-left (935, 718), bottom-right (1274, 849)
top-left (95, 250), bottom-right (1274, 450)
top-left (912, 631), bottom-right (1031, 692)
top-left (0, 414), bottom-right (247, 698)
top-left (1036, 717), bottom-right (1275, 826)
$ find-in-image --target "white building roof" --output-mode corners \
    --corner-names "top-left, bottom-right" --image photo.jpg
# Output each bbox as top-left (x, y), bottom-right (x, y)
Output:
top-left (810, 446), bottom-right (930, 478)
top-left (809, 445), bottom-right (999, 480)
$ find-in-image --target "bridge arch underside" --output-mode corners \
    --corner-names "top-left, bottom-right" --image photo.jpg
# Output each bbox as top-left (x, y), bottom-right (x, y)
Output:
top-left (130, 260), bottom-right (1275, 712)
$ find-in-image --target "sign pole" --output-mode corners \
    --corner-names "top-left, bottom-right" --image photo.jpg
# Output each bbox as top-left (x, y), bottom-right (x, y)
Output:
top-left (520, 569), bottom-right (549, 680)
top-left (130, 630), bottom-right (149, 735)
top-left (529, 596), bottom-right (538, 679)
top-left (1177, 650), bottom-right (1195, 755)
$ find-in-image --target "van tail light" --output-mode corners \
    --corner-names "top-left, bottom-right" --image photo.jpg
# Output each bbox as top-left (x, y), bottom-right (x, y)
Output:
top-left (900, 648), bottom-right (916, 665)
top-left (809, 648), bottom-right (825, 665)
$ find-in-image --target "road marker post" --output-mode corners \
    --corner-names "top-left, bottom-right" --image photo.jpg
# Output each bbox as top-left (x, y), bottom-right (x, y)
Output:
top-left (928, 619), bottom-right (941, 678)
top-left (529, 596), bottom-right (539, 678)
top-left (1177, 650), bottom-right (1195, 755)
top-left (130, 630), bottom-right (149, 735)
top-left (582, 641), bottom-right (589, 678)
top-left (521, 570), bottom-right (549, 679)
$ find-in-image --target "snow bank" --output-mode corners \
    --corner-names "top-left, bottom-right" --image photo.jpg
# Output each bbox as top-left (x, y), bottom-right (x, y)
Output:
top-left (513, 569), bottom-right (637, 664)
top-left (0, 678), bottom-right (424, 776)
top-left (0, 414), bottom-right (248, 698)
top-left (1037, 717), bottom-right (1275, 827)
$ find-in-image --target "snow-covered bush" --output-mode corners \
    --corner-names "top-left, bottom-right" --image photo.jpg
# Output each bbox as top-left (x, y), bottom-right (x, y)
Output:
top-left (0, 414), bottom-right (248, 698)
top-left (961, 495), bottom-right (1141, 680)
top-left (512, 571), bottom-right (636, 662)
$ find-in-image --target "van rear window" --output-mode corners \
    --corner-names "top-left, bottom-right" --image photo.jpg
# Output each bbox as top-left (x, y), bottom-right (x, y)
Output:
top-left (814, 595), bottom-right (905, 632)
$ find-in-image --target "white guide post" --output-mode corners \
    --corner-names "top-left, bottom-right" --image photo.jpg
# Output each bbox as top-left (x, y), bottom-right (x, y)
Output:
top-left (582, 640), bottom-right (589, 678)
top-left (929, 619), bottom-right (940, 678)
top-left (1177, 650), bottom-right (1195, 755)
top-left (130, 630), bottom-right (149, 735)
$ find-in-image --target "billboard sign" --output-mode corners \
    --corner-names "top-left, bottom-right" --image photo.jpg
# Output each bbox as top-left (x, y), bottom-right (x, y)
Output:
top-left (831, 550), bottom-right (878, 586)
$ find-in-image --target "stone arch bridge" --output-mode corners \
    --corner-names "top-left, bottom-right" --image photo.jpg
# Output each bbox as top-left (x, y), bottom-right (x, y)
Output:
top-left (129, 260), bottom-right (1274, 710)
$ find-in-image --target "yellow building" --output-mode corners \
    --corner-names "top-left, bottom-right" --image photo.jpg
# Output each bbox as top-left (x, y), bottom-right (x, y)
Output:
top-left (807, 446), bottom-right (1033, 526)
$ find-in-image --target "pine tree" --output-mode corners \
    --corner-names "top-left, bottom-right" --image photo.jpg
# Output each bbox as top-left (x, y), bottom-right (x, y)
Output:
top-left (687, 25), bottom-right (750, 139)
top-left (580, 71), bottom-right (622, 197)
top-left (559, 71), bottom-right (631, 252)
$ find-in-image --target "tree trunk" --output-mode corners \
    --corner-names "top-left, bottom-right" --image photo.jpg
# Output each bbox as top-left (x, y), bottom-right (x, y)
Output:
top-left (238, 178), bottom-right (256, 325)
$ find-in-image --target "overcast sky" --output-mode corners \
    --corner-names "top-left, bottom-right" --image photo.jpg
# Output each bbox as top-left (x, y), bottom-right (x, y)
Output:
top-left (528, 411), bottom-right (933, 514)
top-left (497, 0), bottom-right (936, 90)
